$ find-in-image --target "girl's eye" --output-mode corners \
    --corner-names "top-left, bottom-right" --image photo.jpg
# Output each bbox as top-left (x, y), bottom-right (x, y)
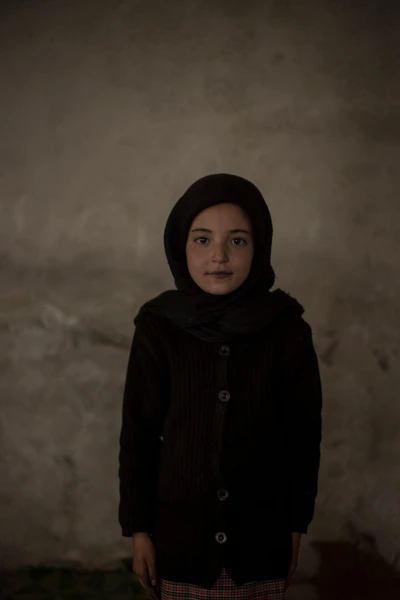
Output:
top-left (193, 237), bottom-right (248, 246)
top-left (195, 237), bottom-right (209, 245)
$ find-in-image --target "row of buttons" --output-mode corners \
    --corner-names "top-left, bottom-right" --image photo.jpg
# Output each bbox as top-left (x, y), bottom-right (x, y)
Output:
top-left (218, 346), bottom-right (230, 403)
top-left (216, 346), bottom-right (230, 546)
top-left (215, 489), bottom-right (229, 545)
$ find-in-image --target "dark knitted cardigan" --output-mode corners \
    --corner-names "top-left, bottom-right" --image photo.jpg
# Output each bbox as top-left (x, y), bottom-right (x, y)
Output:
top-left (118, 310), bottom-right (322, 588)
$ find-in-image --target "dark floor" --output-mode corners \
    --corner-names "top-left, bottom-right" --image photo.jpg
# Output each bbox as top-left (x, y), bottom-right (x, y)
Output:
top-left (0, 564), bottom-right (318, 600)
top-left (2, 559), bottom-right (399, 600)
top-left (0, 560), bottom-right (149, 600)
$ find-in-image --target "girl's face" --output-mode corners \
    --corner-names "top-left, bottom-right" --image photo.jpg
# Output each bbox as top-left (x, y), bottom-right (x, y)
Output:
top-left (185, 203), bottom-right (254, 295)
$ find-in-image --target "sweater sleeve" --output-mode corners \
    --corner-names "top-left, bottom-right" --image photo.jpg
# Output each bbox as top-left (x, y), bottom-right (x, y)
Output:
top-left (118, 318), bottom-right (168, 537)
top-left (282, 321), bottom-right (322, 534)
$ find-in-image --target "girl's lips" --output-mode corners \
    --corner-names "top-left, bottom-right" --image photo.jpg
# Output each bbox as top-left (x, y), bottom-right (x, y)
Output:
top-left (208, 272), bottom-right (233, 278)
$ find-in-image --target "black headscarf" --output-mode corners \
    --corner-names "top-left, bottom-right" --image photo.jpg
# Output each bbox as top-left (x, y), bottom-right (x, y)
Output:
top-left (135, 174), bottom-right (303, 342)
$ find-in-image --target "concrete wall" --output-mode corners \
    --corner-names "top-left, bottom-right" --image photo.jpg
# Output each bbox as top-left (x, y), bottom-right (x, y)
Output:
top-left (0, 0), bottom-right (399, 575)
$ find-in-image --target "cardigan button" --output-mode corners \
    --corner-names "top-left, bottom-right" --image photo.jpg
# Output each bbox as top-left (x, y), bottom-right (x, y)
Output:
top-left (218, 390), bottom-right (230, 402)
top-left (215, 532), bottom-right (227, 544)
top-left (217, 488), bottom-right (229, 501)
top-left (219, 344), bottom-right (230, 357)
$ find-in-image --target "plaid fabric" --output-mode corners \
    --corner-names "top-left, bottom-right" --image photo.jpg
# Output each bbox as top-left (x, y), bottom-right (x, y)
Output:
top-left (159, 568), bottom-right (285, 599)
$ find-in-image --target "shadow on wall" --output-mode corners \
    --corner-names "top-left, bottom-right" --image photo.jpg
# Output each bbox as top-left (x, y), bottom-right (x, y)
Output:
top-left (313, 540), bottom-right (400, 599)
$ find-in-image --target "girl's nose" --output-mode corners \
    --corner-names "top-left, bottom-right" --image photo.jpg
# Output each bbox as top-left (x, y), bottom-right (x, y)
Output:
top-left (211, 243), bottom-right (229, 263)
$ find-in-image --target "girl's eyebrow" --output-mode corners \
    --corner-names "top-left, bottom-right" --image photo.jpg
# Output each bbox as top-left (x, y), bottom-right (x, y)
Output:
top-left (191, 228), bottom-right (251, 234)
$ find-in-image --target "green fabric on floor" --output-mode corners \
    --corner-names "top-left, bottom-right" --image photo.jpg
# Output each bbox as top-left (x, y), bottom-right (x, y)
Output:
top-left (0, 561), bottom-right (149, 600)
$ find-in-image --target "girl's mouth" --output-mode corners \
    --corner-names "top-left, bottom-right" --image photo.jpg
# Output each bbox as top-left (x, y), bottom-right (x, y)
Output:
top-left (208, 271), bottom-right (233, 279)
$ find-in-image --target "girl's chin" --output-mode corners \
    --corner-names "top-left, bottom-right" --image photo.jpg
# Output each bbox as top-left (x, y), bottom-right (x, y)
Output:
top-left (198, 280), bottom-right (242, 295)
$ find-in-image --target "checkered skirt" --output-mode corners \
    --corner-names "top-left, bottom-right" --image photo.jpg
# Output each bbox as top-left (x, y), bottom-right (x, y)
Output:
top-left (159, 568), bottom-right (285, 599)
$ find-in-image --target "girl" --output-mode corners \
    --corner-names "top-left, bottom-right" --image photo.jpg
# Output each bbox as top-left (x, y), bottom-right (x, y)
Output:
top-left (118, 174), bottom-right (322, 600)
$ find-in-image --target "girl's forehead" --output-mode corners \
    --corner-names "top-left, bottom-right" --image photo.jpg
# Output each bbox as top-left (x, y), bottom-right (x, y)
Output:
top-left (191, 203), bottom-right (251, 225)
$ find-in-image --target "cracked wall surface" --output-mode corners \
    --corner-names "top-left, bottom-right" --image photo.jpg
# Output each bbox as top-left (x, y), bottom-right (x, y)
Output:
top-left (0, 0), bottom-right (399, 575)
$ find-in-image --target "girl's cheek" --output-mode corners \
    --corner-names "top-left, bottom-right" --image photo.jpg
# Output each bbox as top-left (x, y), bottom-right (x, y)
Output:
top-left (191, 247), bottom-right (206, 263)
top-left (187, 252), bottom-right (203, 272)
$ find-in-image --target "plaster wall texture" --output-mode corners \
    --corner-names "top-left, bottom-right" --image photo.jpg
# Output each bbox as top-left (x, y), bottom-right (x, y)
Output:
top-left (0, 0), bottom-right (399, 575)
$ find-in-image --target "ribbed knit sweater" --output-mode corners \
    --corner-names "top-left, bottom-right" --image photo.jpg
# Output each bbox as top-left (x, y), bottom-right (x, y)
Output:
top-left (118, 310), bottom-right (322, 588)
